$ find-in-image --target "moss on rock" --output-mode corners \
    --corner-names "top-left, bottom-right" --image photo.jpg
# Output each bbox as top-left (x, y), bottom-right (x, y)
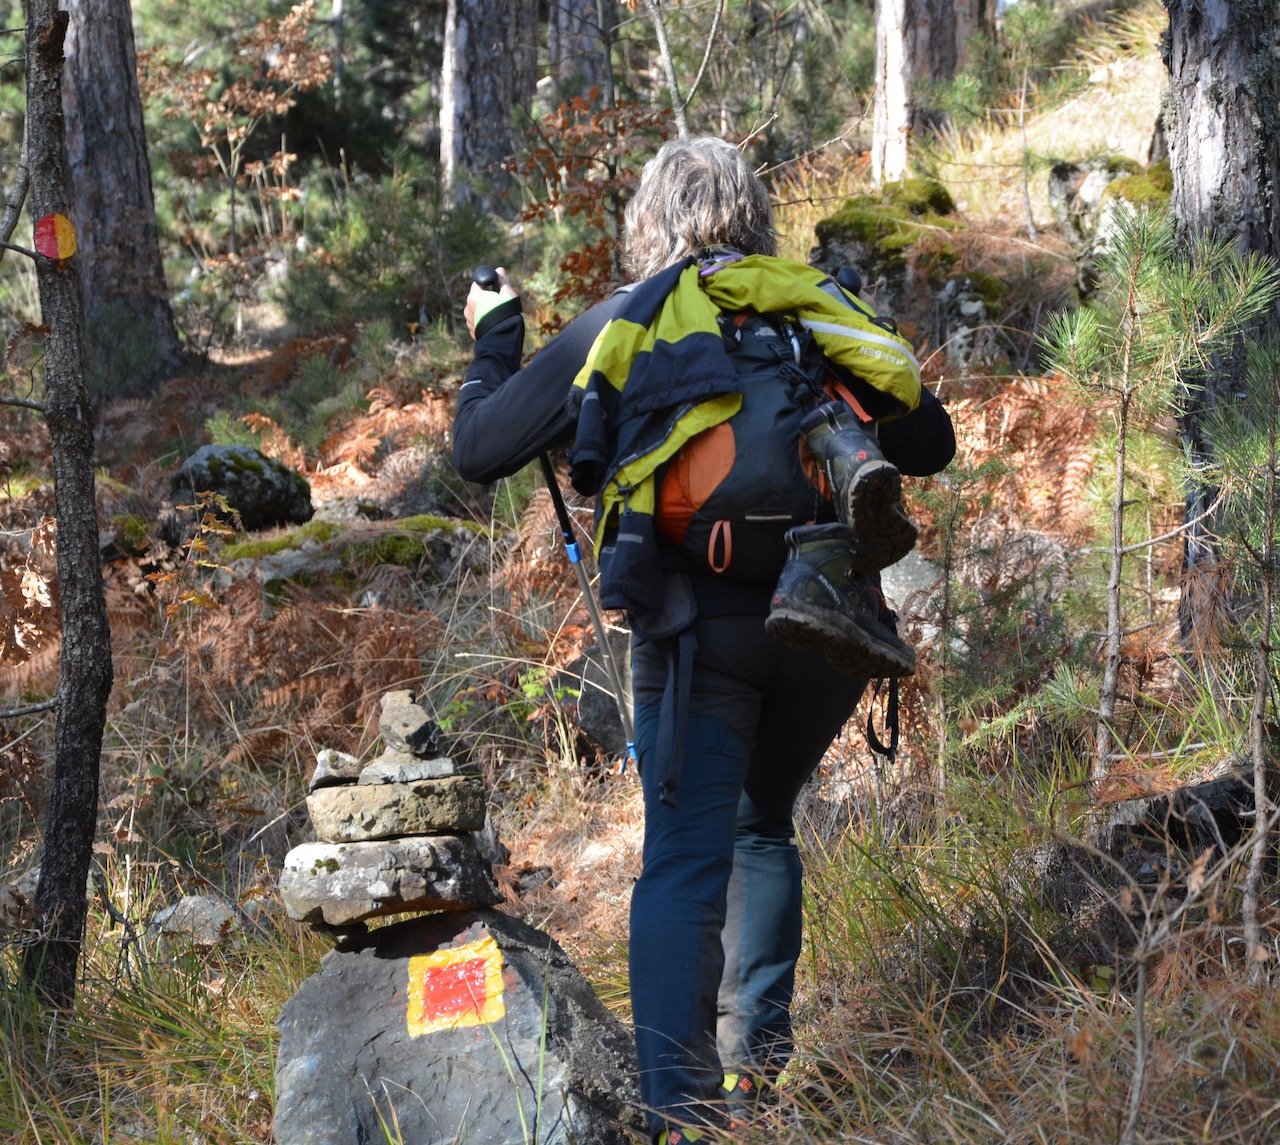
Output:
top-left (814, 178), bottom-right (958, 277)
top-left (881, 177), bottom-right (957, 217)
top-left (222, 513), bottom-right (490, 569)
top-left (962, 271), bottom-right (1008, 306)
top-left (222, 519), bottom-right (342, 560)
top-left (1103, 160), bottom-right (1172, 208)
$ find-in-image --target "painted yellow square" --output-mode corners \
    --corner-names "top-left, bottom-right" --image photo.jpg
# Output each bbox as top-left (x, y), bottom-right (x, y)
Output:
top-left (406, 934), bottom-right (506, 1036)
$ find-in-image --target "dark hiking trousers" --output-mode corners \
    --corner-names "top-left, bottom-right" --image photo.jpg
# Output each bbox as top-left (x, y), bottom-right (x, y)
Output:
top-left (629, 610), bottom-right (866, 1135)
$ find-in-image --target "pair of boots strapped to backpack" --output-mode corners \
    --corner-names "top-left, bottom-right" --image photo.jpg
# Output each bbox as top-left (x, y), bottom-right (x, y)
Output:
top-left (765, 398), bottom-right (917, 680)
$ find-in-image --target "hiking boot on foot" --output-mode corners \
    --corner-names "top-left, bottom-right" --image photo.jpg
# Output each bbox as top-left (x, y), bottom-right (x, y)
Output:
top-left (723, 1071), bottom-right (765, 1130)
top-left (765, 523), bottom-right (915, 678)
top-left (801, 400), bottom-right (917, 573)
top-left (656, 1129), bottom-right (704, 1144)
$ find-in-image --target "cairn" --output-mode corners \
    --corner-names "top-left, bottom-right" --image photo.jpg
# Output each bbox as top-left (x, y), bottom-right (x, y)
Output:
top-left (273, 689), bottom-right (643, 1145)
top-left (279, 690), bottom-right (501, 932)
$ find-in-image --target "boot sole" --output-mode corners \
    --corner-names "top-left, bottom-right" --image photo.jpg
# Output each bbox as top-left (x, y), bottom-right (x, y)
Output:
top-left (844, 462), bottom-right (918, 574)
top-left (765, 606), bottom-right (916, 678)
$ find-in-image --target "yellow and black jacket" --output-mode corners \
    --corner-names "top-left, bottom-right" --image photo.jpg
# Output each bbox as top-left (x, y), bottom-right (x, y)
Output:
top-left (567, 251), bottom-right (922, 621)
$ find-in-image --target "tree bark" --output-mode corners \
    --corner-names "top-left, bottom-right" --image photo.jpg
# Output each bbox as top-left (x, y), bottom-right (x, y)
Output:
top-left (1163, 0), bottom-right (1280, 639)
top-left (873, 0), bottom-right (994, 184)
top-left (547, 0), bottom-right (615, 105)
top-left (873, 0), bottom-right (910, 184)
top-left (20, 0), bottom-right (114, 1011)
top-left (440, 0), bottom-right (539, 213)
top-left (62, 0), bottom-right (183, 399)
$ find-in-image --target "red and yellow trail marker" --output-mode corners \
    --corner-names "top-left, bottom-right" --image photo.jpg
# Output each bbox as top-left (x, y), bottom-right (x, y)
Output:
top-left (406, 935), bottom-right (506, 1036)
top-left (33, 214), bottom-right (77, 261)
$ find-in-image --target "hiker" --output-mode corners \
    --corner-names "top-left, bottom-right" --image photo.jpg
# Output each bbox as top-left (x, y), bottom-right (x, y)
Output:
top-left (454, 135), bottom-right (954, 1143)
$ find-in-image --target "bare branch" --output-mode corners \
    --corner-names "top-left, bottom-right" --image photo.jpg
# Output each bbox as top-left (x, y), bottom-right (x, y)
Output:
top-left (641, 0), bottom-right (687, 137)
top-left (0, 129), bottom-right (29, 260)
top-left (679, 0), bottom-right (722, 117)
top-left (0, 240), bottom-right (37, 260)
top-left (0, 696), bottom-right (58, 719)
top-left (0, 395), bottom-right (47, 411)
top-left (1083, 488), bottom-right (1229, 556)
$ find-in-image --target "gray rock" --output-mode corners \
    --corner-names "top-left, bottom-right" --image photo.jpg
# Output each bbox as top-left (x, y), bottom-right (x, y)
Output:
top-left (280, 837), bottom-right (501, 926)
top-left (166, 444), bottom-right (313, 537)
top-left (1047, 158), bottom-right (1133, 297)
top-left (557, 628), bottom-right (634, 764)
top-left (148, 894), bottom-right (238, 949)
top-left (378, 690), bottom-right (442, 757)
top-left (473, 811), bottom-right (511, 870)
top-left (306, 775), bottom-right (486, 841)
top-left (935, 277), bottom-right (1001, 377)
top-left (358, 752), bottom-right (461, 784)
top-left (1098, 763), bottom-right (1261, 858)
top-left (881, 549), bottom-right (944, 650)
top-left (274, 910), bottom-right (643, 1145)
top-left (308, 748), bottom-right (362, 791)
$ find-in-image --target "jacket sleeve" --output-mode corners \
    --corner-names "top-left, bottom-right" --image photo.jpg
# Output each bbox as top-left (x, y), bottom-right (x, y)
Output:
top-left (452, 294), bottom-right (624, 485)
top-left (878, 387), bottom-right (956, 477)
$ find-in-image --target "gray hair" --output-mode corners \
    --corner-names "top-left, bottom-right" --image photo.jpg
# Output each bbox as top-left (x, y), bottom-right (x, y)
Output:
top-left (623, 136), bottom-right (777, 280)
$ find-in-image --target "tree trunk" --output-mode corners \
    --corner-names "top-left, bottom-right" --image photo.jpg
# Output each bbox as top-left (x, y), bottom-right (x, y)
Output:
top-left (62, 0), bottom-right (183, 400)
top-left (440, 0), bottom-right (539, 213)
top-left (873, 0), bottom-right (994, 184)
top-left (20, 0), bottom-right (114, 1011)
top-left (873, 0), bottom-right (910, 184)
top-left (1163, 0), bottom-right (1280, 639)
top-left (548, 0), bottom-right (615, 105)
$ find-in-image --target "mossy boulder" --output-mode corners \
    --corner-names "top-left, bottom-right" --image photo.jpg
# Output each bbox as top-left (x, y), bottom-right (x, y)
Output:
top-left (1103, 160), bottom-right (1172, 208)
top-left (809, 178), bottom-right (958, 312)
top-left (222, 514), bottom-right (493, 587)
top-left (165, 444), bottom-right (313, 542)
top-left (1048, 156), bottom-right (1163, 297)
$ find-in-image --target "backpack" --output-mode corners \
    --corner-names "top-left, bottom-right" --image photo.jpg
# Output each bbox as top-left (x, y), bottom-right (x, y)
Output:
top-left (653, 310), bottom-right (831, 583)
top-left (569, 254), bottom-right (922, 623)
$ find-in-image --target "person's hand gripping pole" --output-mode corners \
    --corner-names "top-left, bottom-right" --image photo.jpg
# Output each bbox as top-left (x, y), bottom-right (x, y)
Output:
top-left (472, 267), bottom-right (637, 771)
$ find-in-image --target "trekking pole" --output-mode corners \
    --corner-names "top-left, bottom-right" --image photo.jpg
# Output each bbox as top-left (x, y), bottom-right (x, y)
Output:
top-left (472, 267), bottom-right (637, 771)
top-left (536, 453), bottom-right (637, 770)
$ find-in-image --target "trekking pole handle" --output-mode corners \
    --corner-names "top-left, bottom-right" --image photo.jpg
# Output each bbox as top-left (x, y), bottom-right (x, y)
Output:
top-left (473, 265), bottom-right (500, 291)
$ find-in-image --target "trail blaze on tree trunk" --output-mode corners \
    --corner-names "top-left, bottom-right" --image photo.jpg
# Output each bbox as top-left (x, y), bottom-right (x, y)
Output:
top-left (440, 0), bottom-right (538, 213)
top-left (21, 0), bottom-right (114, 1010)
top-left (1163, 0), bottom-right (1280, 637)
top-left (62, 0), bottom-right (182, 398)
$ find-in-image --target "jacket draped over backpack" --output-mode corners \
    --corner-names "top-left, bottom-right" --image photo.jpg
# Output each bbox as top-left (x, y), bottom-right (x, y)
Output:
top-left (567, 252), bottom-right (923, 623)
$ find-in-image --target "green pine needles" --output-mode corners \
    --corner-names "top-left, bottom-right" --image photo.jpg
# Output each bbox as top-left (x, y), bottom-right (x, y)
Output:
top-left (1041, 204), bottom-right (1280, 781)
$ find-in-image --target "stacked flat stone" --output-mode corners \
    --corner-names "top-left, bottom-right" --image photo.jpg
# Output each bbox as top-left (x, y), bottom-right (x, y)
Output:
top-left (280, 691), bottom-right (501, 929)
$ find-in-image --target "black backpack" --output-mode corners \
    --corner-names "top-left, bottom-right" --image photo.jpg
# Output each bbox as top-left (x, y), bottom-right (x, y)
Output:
top-left (653, 310), bottom-right (833, 583)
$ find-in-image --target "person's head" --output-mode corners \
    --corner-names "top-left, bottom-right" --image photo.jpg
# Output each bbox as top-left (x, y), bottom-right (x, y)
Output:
top-left (623, 135), bottom-right (777, 280)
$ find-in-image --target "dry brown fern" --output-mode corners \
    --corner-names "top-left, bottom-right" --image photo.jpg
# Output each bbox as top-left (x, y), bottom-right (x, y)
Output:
top-left (222, 726), bottom-right (292, 769)
top-left (245, 334), bottom-right (354, 395)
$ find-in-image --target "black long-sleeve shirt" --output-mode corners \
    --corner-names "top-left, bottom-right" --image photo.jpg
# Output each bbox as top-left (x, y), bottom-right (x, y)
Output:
top-left (452, 290), bottom-right (955, 486)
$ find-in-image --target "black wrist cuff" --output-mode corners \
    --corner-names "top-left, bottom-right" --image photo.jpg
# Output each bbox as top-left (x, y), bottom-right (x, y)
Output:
top-left (475, 295), bottom-right (523, 341)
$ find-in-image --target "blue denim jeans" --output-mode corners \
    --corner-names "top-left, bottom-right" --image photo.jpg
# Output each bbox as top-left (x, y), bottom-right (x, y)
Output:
top-left (629, 613), bottom-right (865, 1136)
